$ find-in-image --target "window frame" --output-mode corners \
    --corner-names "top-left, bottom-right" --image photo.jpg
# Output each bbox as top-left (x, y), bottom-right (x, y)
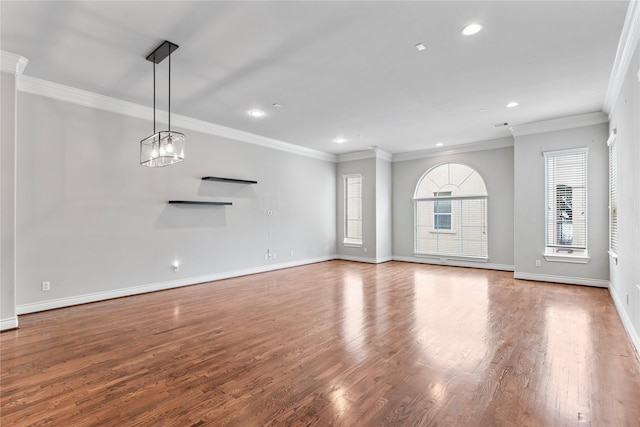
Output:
top-left (343, 173), bottom-right (363, 247)
top-left (433, 191), bottom-right (452, 231)
top-left (543, 147), bottom-right (589, 263)
top-left (413, 163), bottom-right (489, 261)
top-left (608, 130), bottom-right (618, 263)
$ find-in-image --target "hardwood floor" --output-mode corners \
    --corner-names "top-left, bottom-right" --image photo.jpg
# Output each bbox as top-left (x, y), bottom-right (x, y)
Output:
top-left (1, 260), bottom-right (639, 426)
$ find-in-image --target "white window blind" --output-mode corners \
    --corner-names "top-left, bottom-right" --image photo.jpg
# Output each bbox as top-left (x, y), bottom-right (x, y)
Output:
top-left (414, 163), bottom-right (488, 260)
top-left (344, 174), bottom-right (362, 245)
top-left (608, 133), bottom-right (618, 255)
top-left (544, 148), bottom-right (588, 253)
top-left (416, 196), bottom-right (487, 258)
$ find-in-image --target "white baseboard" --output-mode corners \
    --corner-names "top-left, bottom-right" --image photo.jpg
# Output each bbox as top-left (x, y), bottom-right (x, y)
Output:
top-left (609, 285), bottom-right (640, 358)
top-left (393, 255), bottom-right (514, 271)
top-left (0, 316), bottom-right (19, 331)
top-left (16, 256), bottom-right (333, 315)
top-left (335, 254), bottom-right (392, 264)
top-left (513, 272), bottom-right (609, 288)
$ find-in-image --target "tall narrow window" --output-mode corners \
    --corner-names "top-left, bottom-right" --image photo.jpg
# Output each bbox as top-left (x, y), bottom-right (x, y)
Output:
top-left (608, 131), bottom-right (618, 258)
top-left (544, 148), bottom-right (588, 261)
top-left (344, 174), bottom-right (362, 246)
top-left (414, 163), bottom-right (488, 260)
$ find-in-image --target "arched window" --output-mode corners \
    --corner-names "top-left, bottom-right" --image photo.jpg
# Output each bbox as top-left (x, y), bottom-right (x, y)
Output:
top-left (414, 163), bottom-right (488, 259)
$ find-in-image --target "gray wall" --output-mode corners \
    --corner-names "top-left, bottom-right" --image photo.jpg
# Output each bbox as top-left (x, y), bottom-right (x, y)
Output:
top-left (513, 123), bottom-right (609, 282)
top-left (608, 40), bottom-right (640, 345)
top-left (16, 92), bottom-right (336, 310)
top-left (392, 143), bottom-right (515, 269)
top-left (376, 157), bottom-right (392, 261)
top-left (1, 71), bottom-right (17, 328)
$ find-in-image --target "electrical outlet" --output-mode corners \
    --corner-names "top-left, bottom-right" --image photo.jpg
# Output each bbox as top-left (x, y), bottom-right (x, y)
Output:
top-left (290, 250), bottom-right (294, 257)
top-left (41, 281), bottom-right (50, 291)
top-left (363, 247), bottom-right (367, 253)
top-left (535, 260), bottom-right (541, 267)
top-left (273, 253), bottom-right (277, 259)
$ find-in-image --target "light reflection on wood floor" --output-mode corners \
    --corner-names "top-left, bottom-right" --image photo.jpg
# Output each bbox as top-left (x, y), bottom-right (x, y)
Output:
top-left (1, 260), bottom-right (639, 426)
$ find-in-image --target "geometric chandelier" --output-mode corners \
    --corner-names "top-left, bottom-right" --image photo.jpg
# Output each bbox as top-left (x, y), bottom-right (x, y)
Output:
top-left (140, 40), bottom-right (185, 167)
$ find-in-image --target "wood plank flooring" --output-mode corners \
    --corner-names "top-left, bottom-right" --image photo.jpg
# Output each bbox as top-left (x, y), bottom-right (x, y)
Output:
top-left (1, 260), bottom-right (639, 426)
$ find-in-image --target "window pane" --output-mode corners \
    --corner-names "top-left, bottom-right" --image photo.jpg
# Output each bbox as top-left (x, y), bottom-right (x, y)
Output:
top-left (415, 187), bottom-right (488, 257)
top-left (544, 149), bottom-right (587, 251)
top-left (344, 175), bottom-right (362, 242)
top-left (609, 139), bottom-right (617, 253)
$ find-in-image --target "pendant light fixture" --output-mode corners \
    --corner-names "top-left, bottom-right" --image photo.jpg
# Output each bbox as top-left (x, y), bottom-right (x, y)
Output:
top-left (140, 40), bottom-right (185, 167)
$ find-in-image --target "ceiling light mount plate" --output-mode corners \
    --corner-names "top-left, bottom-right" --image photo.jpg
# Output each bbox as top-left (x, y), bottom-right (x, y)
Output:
top-left (146, 41), bottom-right (179, 64)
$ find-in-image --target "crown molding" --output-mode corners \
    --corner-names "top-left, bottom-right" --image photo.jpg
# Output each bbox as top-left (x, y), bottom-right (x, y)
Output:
top-left (603, 0), bottom-right (640, 114)
top-left (392, 137), bottom-right (513, 163)
top-left (337, 148), bottom-right (393, 163)
top-left (16, 75), bottom-right (336, 162)
top-left (509, 112), bottom-right (607, 137)
top-left (1, 51), bottom-right (28, 75)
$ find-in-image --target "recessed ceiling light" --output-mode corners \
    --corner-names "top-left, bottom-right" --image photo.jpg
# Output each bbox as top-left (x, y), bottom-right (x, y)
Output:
top-left (479, 108), bottom-right (487, 112)
top-left (461, 23), bottom-right (483, 36)
top-left (248, 109), bottom-right (266, 117)
top-left (272, 103), bottom-right (282, 108)
top-left (436, 142), bottom-right (444, 147)
top-left (415, 43), bottom-right (426, 51)
top-left (506, 102), bottom-right (519, 108)
top-left (333, 137), bottom-right (347, 144)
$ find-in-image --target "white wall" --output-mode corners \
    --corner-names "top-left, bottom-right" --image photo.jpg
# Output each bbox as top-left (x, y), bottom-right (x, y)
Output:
top-left (1, 70), bottom-right (18, 329)
top-left (392, 143), bottom-right (515, 270)
top-left (608, 39), bottom-right (640, 351)
top-left (513, 123), bottom-right (609, 285)
top-left (15, 92), bottom-right (336, 312)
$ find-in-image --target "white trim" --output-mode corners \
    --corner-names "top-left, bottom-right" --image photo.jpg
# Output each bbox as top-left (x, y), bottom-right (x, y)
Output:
top-left (609, 285), bottom-right (640, 357)
top-left (337, 149), bottom-right (392, 163)
top-left (607, 129), bottom-right (617, 147)
top-left (0, 51), bottom-right (28, 75)
top-left (608, 250), bottom-right (619, 265)
top-left (16, 256), bottom-right (333, 315)
top-left (343, 242), bottom-right (363, 248)
top-left (335, 255), bottom-right (391, 264)
top-left (543, 253), bottom-right (590, 264)
top-left (16, 76), bottom-right (336, 162)
top-left (412, 253), bottom-right (488, 263)
top-left (513, 272), bottom-right (608, 288)
top-left (603, 0), bottom-right (640, 114)
top-left (510, 112), bottom-right (608, 137)
top-left (509, 111), bottom-right (609, 136)
top-left (393, 137), bottom-right (513, 163)
top-left (394, 255), bottom-right (513, 271)
top-left (0, 316), bottom-right (19, 331)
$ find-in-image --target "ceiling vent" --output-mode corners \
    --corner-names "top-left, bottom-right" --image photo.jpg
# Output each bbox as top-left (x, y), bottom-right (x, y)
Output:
top-left (493, 122), bottom-right (509, 128)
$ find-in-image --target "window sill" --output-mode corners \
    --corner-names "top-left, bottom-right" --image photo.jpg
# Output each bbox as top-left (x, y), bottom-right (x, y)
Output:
top-left (343, 240), bottom-right (362, 248)
top-left (608, 250), bottom-right (618, 265)
top-left (429, 230), bottom-right (456, 235)
top-left (414, 253), bottom-right (488, 263)
top-left (543, 251), bottom-right (590, 264)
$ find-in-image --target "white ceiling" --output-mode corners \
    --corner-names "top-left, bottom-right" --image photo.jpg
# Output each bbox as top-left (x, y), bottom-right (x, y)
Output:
top-left (0, 1), bottom-right (629, 155)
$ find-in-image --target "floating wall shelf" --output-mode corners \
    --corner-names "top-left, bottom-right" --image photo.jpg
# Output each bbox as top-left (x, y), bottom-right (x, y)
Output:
top-left (202, 176), bottom-right (258, 184)
top-left (169, 201), bottom-right (232, 206)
